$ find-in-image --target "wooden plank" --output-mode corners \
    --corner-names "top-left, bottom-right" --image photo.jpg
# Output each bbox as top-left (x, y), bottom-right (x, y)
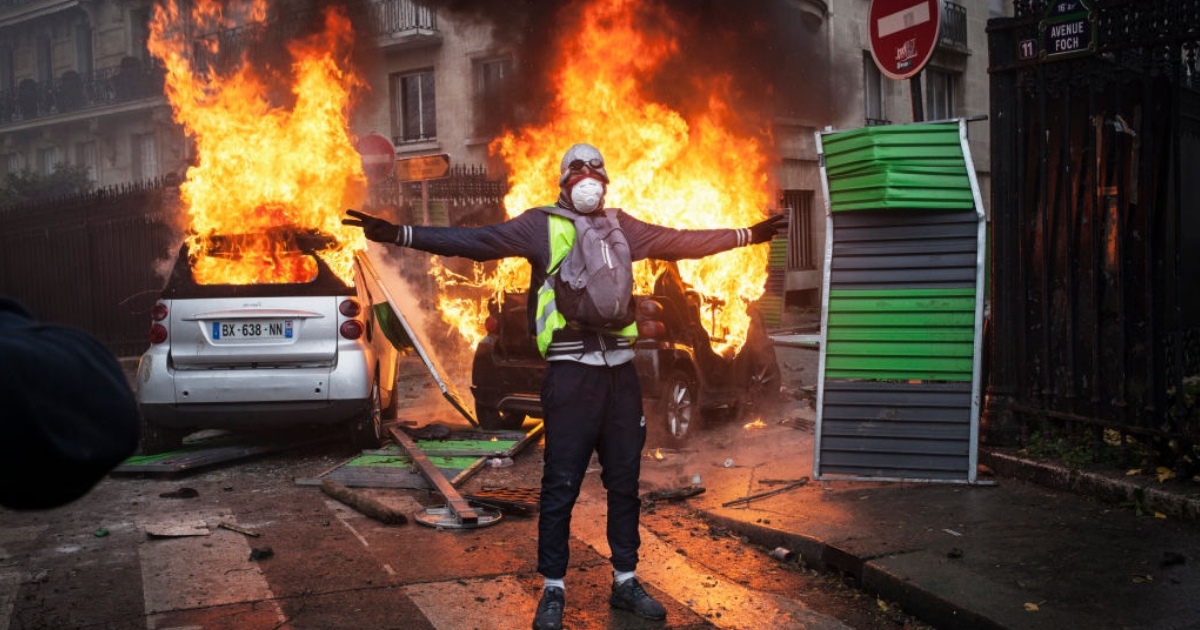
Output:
top-left (388, 426), bottom-right (479, 524)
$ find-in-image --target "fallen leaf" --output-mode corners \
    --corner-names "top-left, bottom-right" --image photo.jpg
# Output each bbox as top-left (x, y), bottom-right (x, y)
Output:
top-left (877, 598), bottom-right (891, 612)
top-left (1126, 469), bottom-right (1142, 476)
top-left (1154, 512), bottom-right (1168, 519)
top-left (1156, 467), bottom-right (1176, 483)
top-left (1024, 602), bottom-right (1040, 612)
top-left (1131, 573), bottom-right (1153, 583)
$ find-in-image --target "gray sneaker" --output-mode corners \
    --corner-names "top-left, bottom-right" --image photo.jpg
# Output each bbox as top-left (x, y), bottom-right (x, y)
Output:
top-left (609, 577), bottom-right (667, 620)
top-left (532, 586), bottom-right (564, 630)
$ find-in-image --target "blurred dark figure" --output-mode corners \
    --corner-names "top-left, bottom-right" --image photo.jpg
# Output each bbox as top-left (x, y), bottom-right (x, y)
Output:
top-left (0, 297), bottom-right (139, 510)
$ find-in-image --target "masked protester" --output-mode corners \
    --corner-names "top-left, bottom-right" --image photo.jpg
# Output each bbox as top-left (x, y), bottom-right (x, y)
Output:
top-left (343, 143), bottom-right (785, 630)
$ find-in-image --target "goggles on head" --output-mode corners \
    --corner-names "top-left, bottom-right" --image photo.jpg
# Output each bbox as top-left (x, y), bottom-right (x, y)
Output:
top-left (567, 157), bottom-right (604, 172)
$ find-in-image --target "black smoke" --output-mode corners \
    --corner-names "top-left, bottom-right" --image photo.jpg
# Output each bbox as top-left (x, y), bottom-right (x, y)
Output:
top-left (412, 0), bottom-right (841, 136)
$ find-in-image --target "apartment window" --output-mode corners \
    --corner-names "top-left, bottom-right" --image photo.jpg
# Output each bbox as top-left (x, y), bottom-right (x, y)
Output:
top-left (39, 147), bottom-right (58, 175)
top-left (780, 189), bottom-right (816, 270)
top-left (475, 57), bottom-right (513, 137)
top-left (76, 141), bottom-right (97, 183)
top-left (75, 23), bottom-right (94, 74)
top-left (4, 153), bottom-right (19, 176)
top-left (130, 8), bottom-right (152, 65)
top-left (925, 68), bottom-right (956, 120)
top-left (133, 133), bottom-right (158, 181)
top-left (0, 47), bottom-right (12, 92)
top-left (392, 69), bottom-right (436, 143)
top-left (863, 51), bottom-right (886, 126)
top-left (36, 35), bottom-right (52, 83)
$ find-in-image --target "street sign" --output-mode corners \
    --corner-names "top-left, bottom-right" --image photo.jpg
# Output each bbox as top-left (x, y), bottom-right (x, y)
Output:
top-left (1039, 0), bottom-right (1096, 61)
top-left (395, 153), bottom-right (451, 182)
top-left (868, 0), bottom-right (941, 80)
top-left (356, 133), bottom-right (395, 183)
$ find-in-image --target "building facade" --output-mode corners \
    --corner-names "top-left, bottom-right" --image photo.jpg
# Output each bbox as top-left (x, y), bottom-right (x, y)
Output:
top-left (0, 0), bottom-right (188, 188)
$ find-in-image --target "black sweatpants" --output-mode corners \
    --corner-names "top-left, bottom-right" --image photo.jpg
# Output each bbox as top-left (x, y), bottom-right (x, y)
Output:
top-left (536, 359), bottom-right (645, 580)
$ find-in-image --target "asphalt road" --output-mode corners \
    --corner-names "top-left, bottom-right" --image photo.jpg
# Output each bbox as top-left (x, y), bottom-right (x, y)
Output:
top-left (0, 411), bottom-right (932, 630)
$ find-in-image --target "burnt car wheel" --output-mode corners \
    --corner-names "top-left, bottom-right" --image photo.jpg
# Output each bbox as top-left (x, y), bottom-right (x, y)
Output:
top-left (348, 380), bottom-right (384, 449)
top-left (655, 370), bottom-right (699, 443)
top-left (139, 416), bottom-right (188, 455)
top-left (476, 403), bottom-right (527, 431)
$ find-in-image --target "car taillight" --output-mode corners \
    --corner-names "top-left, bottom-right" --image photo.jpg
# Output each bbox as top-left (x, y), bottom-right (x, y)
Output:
top-left (148, 323), bottom-right (168, 344)
top-left (638, 320), bottom-right (665, 338)
top-left (484, 315), bottom-right (498, 334)
top-left (150, 303), bottom-right (168, 321)
top-left (339, 298), bottom-right (361, 317)
top-left (340, 319), bottom-right (365, 339)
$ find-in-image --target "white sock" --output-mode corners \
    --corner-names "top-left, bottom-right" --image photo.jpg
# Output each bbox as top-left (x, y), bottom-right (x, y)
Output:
top-left (613, 570), bottom-right (636, 585)
top-left (543, 578), bottom-right (565, 591)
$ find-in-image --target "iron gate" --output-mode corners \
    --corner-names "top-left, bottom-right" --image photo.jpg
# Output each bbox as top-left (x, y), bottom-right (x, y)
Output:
top-left (986, 1), bottom-right (1200, 468)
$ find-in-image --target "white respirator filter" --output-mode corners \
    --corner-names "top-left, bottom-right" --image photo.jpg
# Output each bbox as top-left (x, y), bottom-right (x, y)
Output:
top-left (570, 178), bottom-right (606, 214)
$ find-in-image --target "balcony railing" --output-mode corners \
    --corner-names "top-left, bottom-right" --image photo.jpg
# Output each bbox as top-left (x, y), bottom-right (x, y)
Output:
top-left (0, 59), bottom-right (164, 127)
top-left (371, 0), bottom-right (437, 36)
top-left (939, 1), bottom-right (968, 52)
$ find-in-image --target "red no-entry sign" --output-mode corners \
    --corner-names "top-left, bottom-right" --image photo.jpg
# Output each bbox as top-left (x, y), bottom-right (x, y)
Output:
top-left (868, 0), bottom-right (941, 80)
top-left (356, 133), bottom-right (395, 183)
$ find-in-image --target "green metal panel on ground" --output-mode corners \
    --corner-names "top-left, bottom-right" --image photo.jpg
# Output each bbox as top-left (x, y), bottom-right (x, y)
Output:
top-left (814, 119), bottom-right (987, 484)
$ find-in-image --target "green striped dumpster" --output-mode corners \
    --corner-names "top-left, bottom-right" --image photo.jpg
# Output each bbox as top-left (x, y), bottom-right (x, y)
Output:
top-left (813, 120), bottom-right (986, 483)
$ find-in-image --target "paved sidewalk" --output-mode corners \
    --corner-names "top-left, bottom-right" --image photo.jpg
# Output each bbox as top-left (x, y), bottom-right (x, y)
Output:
top-left (638, 343), bottom-right (1200, 630)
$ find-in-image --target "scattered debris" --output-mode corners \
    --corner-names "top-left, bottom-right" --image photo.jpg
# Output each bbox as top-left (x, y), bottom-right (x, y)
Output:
top-left (947, 548), bottom-right (964, 559)
top-left (218, 521), bottom-right (261, 537)
top-left (158, 487), bottom-right (199, 499)
top-left (721, 477), bottom-right (810, 508)
top-left (769, 547), bottom-right (797, 563)
top-left (249, 547), bottom-right (274, 561)
top-left (93, 528), bottom-right (109, 538)
top-left (943, 528), bottom-right (963, 537)
top-left (400, 422), bottom-right (453, 441)
top-left (640, 486), bottom-right (706, 506)
top-left (319, 479), bottom-right (408, 525)
top-left (758, 478), bottom-right (807, 486)
top-left (465, 487), bottom-right (540, 516)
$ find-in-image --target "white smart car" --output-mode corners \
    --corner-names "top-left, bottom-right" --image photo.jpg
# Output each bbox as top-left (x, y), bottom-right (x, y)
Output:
top-left (134, 230), bottom-right (402, 454)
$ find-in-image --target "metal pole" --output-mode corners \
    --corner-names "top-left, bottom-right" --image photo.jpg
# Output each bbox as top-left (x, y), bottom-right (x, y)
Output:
top-left (421, 179), bottom-right (430, 226)
top-left (910, 70), bottom-right (925, 122)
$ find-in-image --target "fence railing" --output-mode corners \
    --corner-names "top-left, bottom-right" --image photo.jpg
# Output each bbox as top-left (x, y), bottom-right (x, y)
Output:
top-left (987, 2), bottom-right (1200, 473)
top-left (938, 1), bottom-right (968, 51)
top-left (0, 60), bottom-right (165, 127)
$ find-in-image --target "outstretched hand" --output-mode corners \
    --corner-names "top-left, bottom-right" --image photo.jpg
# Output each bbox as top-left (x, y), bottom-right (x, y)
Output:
top-left (749, 214), bottom-right (788, 244)
top-left (343, 209), bottom-right (401, 244)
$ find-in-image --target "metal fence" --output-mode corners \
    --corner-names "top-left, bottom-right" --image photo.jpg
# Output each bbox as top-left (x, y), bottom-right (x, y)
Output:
top-left (0, 166), bottom-right (506, 358)
top-left (987, 1), bottom-right (1200, 470)
top-left (0, 179), bottom-right (180, 358)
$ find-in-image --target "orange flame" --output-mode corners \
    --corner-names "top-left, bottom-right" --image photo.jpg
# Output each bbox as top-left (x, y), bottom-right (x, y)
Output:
top-left (148, 0), bottom-right (367, 285)
top-left (436, 0), bottom-right (773, 354)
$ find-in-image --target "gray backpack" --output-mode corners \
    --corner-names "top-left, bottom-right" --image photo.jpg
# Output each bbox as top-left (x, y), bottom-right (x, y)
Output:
top-left (542, 206), bottom-right (636, 332)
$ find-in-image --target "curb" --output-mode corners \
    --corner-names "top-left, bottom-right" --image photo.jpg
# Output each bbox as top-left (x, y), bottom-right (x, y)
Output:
top-left (980, 448), bottom-right (1200, 522)
top-left (698, 511), bottom-right (1006, 630)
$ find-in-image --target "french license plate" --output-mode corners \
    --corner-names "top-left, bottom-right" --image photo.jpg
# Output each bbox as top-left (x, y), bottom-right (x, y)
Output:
top-left (211, 320), bottom-right (294, 341)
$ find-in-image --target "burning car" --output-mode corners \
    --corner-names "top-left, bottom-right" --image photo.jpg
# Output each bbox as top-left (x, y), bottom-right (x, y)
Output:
top-left (470, 260), bottom-right (782, 443)
top-left (134, 229), bottom-right (401, 454)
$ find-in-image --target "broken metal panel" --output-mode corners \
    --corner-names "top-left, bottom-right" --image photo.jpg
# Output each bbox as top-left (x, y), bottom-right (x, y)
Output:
top-left (355, 250), bottom-right (478, 427)
top-left (813, 119), bottom-right (986, 484)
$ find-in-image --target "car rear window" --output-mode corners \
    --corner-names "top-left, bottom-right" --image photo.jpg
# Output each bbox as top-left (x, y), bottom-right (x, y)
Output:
top-left (158, 233), bottom-right (355, 299)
